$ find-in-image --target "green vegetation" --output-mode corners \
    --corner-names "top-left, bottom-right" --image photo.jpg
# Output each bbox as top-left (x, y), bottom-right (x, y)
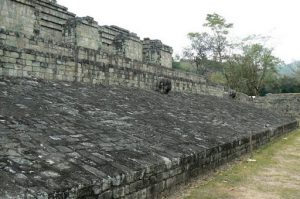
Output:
top-left (174, 13), bottom-right (300, 95)
top-left (182, 129), bottom-right (300, 199)
top-left (182, 13), bottom-right (232, 75)
top-left (224, 43), bottom-right (280, 96)
top-left (208, 71), bottom-right (226, 85)
top-left (261, 75), bottom-right (300, 95)
top-left (261, 61), bottom-right (300, 95)
top-left (172, 60), bottom-right (197, 73)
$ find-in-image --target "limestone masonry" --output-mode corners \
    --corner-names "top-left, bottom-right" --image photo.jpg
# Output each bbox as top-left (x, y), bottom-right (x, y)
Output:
top-left (235, 92), bottom-right (300, 122)
top-left (0, 0), bottom-right (226, 96)
top-left (252, 94), bottom-right (300, 122)
top-left (1, 0), bottom-right (172, 66)
top-left (0, 0), bottom-right (299, 199)
top-left (0, 77), bottom-right (298, 198)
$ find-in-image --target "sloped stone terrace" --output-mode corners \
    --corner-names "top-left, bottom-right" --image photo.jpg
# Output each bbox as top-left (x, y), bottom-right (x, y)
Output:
top-left (0, 77), bottom-right (297, 198)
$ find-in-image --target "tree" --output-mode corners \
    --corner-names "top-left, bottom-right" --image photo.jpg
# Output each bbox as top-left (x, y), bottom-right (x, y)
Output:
top-left (183, 13), bottom-right (233, 75)
top-left (203, 13), bottom-right (233, 62)
top-left (224, 54), bottom-right (245, 92)
top-left (182, 13), bottom-right (285, 96)
top-left (183, 32), bottom-right (212, 75)
top-left (279, 76), bottom-right (300, 93)
top-left (225, 44), bottom-right (280, 96)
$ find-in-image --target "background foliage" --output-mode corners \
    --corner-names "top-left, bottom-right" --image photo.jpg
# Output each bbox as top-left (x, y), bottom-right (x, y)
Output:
top-left (173, 13), bottom-right (300, 96)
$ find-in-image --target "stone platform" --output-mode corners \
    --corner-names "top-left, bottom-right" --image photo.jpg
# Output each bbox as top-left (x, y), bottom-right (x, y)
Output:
top-left (0, 77), bottom-right (298, 198)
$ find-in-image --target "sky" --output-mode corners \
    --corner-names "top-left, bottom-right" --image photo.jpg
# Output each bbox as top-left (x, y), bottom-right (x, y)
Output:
top-left (58, 0), bottom-right (300, 63)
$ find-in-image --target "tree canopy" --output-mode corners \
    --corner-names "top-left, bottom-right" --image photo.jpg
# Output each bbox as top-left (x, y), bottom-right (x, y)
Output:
top-left (180, 13), bottom-right (296, 96)
top-left (225, 44), bottom-right (280, 96)
top-left (203, 13), bottom-right (233, 62)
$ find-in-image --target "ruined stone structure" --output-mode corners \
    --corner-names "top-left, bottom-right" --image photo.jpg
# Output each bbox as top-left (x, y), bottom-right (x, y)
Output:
top-left (0, 0), bottom-right (299, 199)
top-left (0, 0), bottom-right (227, 96)
top-left (0, 77), bottom-right (298, 198)
top-left (232, 92), bottom-right (300, 122)
top-left (250, 94), bottom-right (300, 122)
top-left (143, 39), bottom-right (173, 68)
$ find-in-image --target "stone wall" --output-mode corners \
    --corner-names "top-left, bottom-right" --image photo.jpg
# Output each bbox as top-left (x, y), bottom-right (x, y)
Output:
top-left (0, 0), bottom-right (36, 36)
top-left (81, 121), bottom-right (298, 199)
top-left (0, 28), bottom-right (225, 96)
top-left (0, 0), bottom-right (76, 40)
top-left (160, 50), bottom-right (173, 69)
top-left (252, 93), bottom-right (300, 122)
top-left (0, 0), bottom-right (173, 68)
top-left (63, 17), bottom-right (101, 50)
top-left (34, 0), bottom-right (75, 40)
top-left (1, 1), bottom-right (299, 199)
top-left (101, 26), bottom-right (143, 62)
top-left (124, 39), bottom-right (143, 62)
top-left (143, 38), bottom-right (173, 68)
top-left (0, 0), bottom-right (211, 88)
top-left (232, 92), bottom-right (300, 123)
top-left (104, 122), bottom-right (298, 199)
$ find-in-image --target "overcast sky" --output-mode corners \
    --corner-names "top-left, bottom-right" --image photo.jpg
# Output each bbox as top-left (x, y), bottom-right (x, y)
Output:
top-left (58, 0), bottom-right (300, 63)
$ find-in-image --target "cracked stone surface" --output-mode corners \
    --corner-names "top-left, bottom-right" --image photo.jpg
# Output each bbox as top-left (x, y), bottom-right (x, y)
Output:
top-left (0, 77), bottom-right (295, 198)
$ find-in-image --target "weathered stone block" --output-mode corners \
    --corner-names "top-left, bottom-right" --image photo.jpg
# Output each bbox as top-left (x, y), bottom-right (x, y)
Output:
top-left (143, 38), bottom-right (173, 68)
top-left (23, 54), bottom-right (35, 61)
top-left (136, 188), bottom-right (147, 199)
top-left (169, 167), bottom-right (182, 177)
top-left (23, 65), bottom-right (32, 71)
top-left (0, 34), bottom-right (6, 40)
top-left (2, 57), bottom-right (16, 64)
top-left (16, 58), bottom-right (25, 65)
top-left (100, 179), bottom-right (112, 192)
top-left (32, 66), bottom-right (41, 72)
top-left (166, 176), bottom-right (176, 189)
top-left (7, 52), bottom-right (19, 58)
top-left (98, 190), bottom-right (112, 199)
top-left (16, 69), bottom-right (23, 77)
top-left (4, 68), bottom-right (16, 76)
top-left (14, 64), bottom-right (22, 70)
top-left (6, 39), bottom-right (17, 46)
top-left (156, 171), bottom-right (169, 181)
top-left (112, 186), bottom-right (125, 198)
top-left (56, 65), bottom-right (65, 71)
top-left (22, 70), bottom-right (28, 77)
top-left (43, 72), bottom-right (52, 80)
top-left (63, 17), bottom-right (101, 50)
top-left (3, 63), bottom-right (14, 69)
top-left (129, 180), bottom-right (144, 193)
top-left (55, 74), bottom-right (63, 80)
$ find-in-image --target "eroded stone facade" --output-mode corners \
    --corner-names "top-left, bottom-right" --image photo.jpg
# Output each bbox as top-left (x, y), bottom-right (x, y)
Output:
top-left (143, 38), bottom-right (173, 68)
top-left (1, 1), bottom-right (298, 199)
top-left (63, 17), bottom-right (101, 50)
top-left (252, 94), bottom-right (300, 122)
top-left (0, 0), bottom-right (226, 96)
top-left (0, 0), bottom-right (172, 68)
